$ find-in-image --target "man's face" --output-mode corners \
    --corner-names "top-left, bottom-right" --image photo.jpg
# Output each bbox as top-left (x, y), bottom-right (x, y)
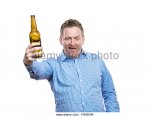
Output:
top-left (60, 27), bottom-right (84, 58)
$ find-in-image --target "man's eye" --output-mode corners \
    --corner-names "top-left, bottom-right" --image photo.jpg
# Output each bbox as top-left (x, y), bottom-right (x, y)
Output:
top-left (64, 38), bottom-right (70, 40)
top-left (75, 37), bottom-right (80, 40)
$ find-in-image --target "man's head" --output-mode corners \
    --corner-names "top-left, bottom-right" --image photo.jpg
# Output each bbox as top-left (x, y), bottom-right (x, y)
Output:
top-left (59, 19), bottom-right (85, 58)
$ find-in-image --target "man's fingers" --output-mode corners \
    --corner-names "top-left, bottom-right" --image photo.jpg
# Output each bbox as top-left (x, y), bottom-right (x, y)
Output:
top-left (28, 57), bottom-right (37, 62)
top-left (26, 46), bottom-right (43, 54)
top-left (27, 51), bottom-right (43, 58)
top-left (31, 47), bottom-right (43, 53)
top-left (27, 42), bottom-right (41, 49)
top-left (26, 53), bottom-right (34, 58)
top-left (33, 51), bottom-right (43, 58)
top-left (27, 43), bottom-right (33, 49)
top-left (24, 44), bottom-right (43, 65)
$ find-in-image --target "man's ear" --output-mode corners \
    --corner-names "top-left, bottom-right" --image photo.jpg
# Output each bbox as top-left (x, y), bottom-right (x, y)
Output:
top-left (59, 37), bottom-right (62, 45)
top-left (82, 36), bottom-right (85, 44)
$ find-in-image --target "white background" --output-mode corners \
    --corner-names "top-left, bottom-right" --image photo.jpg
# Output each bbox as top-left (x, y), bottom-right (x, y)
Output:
top-left (0, 0), bottom-right (150, 117)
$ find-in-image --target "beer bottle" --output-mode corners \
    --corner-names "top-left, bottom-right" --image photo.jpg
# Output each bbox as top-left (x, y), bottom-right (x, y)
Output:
top-left (29, 15), bottom-right (42, 54)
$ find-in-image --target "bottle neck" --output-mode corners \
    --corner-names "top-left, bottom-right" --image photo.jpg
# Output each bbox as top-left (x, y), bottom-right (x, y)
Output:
top-left (31, 15), bottom-right (37, 31)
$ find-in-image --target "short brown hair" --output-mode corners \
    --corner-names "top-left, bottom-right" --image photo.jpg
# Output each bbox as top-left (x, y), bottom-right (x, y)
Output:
top-left (60, 19), bottom-right (84, 37)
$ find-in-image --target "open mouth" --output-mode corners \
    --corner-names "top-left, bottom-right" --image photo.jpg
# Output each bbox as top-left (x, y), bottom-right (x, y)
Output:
top-left (69, 47), bottom-right (76, 50)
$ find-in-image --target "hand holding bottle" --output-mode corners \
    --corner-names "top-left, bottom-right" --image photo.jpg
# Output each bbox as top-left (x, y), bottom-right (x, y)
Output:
top-left (23, 15), bottom-right (43, 66)
top-left (23, 43), bottom-right (43, 66)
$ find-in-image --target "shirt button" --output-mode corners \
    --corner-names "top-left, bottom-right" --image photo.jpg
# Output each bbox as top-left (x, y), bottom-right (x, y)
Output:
top-left (81, 91), bottom-right (84, 93)
top-left (80, 79), bottom-right (82, 82)
top-left (82, 102), bottom-right (85, 105)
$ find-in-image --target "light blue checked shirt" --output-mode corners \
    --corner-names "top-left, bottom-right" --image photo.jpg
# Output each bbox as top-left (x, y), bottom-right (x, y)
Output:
top-left (25, 51), bottom-right (120, 112)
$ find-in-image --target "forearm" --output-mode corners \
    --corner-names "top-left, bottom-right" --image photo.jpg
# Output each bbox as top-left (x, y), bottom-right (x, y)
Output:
top-left (24, 62), bottom-right (39, 79)
top-left (24, 60), bottom-right (53, 80)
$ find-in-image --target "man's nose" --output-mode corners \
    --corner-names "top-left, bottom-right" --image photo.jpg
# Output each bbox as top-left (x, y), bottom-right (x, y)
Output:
top-left (70, 39), bottom-right (75, 45)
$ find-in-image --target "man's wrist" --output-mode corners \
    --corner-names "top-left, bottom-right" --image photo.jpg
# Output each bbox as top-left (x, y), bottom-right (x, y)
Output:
top-left (23, 60), bottom-right (32, 66)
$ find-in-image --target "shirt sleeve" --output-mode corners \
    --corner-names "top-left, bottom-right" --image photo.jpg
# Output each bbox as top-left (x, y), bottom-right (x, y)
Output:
top-left (24, 59), bottom-right (53, 80)
top-left (100, 60), bottom-right (120, 112)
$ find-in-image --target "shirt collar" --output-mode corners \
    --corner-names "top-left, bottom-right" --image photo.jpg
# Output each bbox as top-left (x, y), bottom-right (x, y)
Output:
top-left (59, 49), bottom-right (87, 62)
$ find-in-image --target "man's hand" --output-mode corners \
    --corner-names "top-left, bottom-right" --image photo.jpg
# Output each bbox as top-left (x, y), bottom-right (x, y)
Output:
top-left (23, 43), bottom-right (43, 66)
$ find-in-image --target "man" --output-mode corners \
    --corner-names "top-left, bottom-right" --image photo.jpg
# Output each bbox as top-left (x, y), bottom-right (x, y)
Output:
top-left (23, 19), bottom-right (120, 112)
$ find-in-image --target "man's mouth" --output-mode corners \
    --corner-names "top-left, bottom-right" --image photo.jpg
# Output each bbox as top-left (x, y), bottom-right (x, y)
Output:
top-left (69, 47), bottom-right (76, 50)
